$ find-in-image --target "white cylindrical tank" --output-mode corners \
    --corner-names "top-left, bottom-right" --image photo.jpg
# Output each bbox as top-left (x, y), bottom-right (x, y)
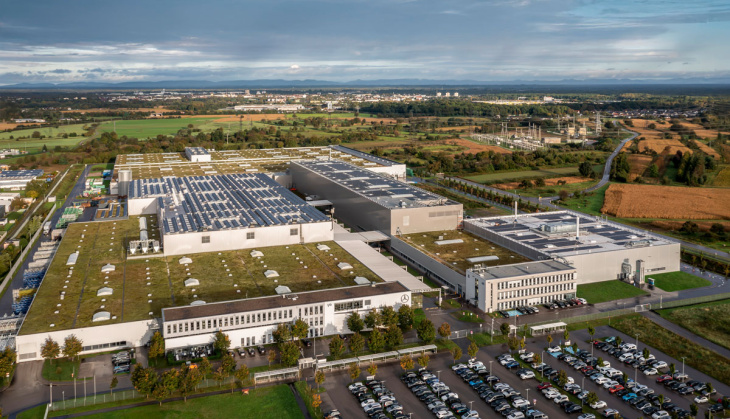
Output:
top-left (139, 217), bottom-right (147, 232)
top-left (140, 230), bottom-right (148, 242)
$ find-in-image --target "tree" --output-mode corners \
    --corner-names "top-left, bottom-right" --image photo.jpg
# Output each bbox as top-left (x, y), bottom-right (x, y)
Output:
top-left (346, 312), bottom-right (365, 334)
top-left (272, 323), bottom-right (292, 344)
top-left (267, 348), bottom-right (277, 367)
top-left (364, 310), bottom-right (381, 330)
top-left (500, 322), bottom-right (511, 336)
top-left (212, 366), bottom-right (227, 388)
top-left (418, 355), bottom-right (430, 369)
top-left (199, 357), bottom-right (212, 378)
top-left (585, 391), bottom-right (599, 406)
top-left (316, 369), bottom-right (327, 389)
top-left (615, 336), bottom-right (622, 347)
top-left (385, 324), bottom-right (403, 349)
top-left (546, 334), bottom-right (553, 347)
top-left (519, 179), bottom-right (533, 189)
top-left (706, 382), bottom-right (713, 394)
top-left (368, 328), bottom-right (385, 353)
top-left (349, 332), bottom-right (365, 353)
top-left (213, 331), bottom-right (231, 354)
top-left (669, 363), bottom-right (676, 375)
top-left (380, 306), bottom-right (398, 326)
top-left (110, 376), bottom-right (118, 398)
top-left (155, 369), bottom-right (179, 404)
top-left (557, 370), bottom-right (568, 387)
top-left (347, 363), bottom-right (359, 382)
top-left (563, 329), bottom-right (570, 344)
top-left (400, 355), bottom-right (414, 372)
top-left (558, 190), bottom-right (570, 202)
top-left (63, 335), bottom-right (82, 361)
top-left (329, 335), bottom-right (345, 359)
top-left (148, 331), bottom-right (165, 364)
top-left (275, 341), bottom-right (297, 367)
top-left (131, 365), bottom-right (158, 398)
top-left (597, 357), bottom-right (604, 367)
top-left (234, 364), bottom-right (249, 386)
top-left (291, 318), bottom-right (309, 340)
top-left (41, 337), bottom-right (60, 365)
top-left (367, 363), bottom-right (378, 378)
top-left (177, 366), bottom-right (202, 402)
top-left (658, 394), bottom-right (665, 405)
top-left (451, 347), bottom-right (462, 362)
top-left (417, 319), bottom-right (436, 343)
top-left (690, 403), bottom-right (698, 417)
top-left (467, 341), bottom-right (479, 359)
top-left (312, 393), bottom-right (322, 410)
top-left (579, 161), bottom-right (594, 178)
top-left (508, 336), bottom-right (520, 353)
top-left (587, 325), bottom-right (595, 342)
top-left (643, 347), bottom-right (650, 359)
top-left (222, 353), bottom-right (237, 375)
top-left (397, 305), bottom-right (414, 330)
top-left (438, 322), bottom-right (452, 339)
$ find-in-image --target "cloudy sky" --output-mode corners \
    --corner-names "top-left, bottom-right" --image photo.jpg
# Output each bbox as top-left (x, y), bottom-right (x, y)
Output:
top-left (1, 0), bottom-right (729, 84)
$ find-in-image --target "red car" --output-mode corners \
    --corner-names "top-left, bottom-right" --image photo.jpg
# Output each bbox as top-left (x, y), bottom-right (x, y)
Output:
top-left (537, 382), bottom-right (552, 390)
top-left (609, 384), bottom-right (625, 394)
top-left (656, 375), bottom-right (673, 383)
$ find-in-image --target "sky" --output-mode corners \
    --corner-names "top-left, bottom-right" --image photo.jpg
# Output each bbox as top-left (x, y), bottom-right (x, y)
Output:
top-left (1, 0), bottom-right (729, 84)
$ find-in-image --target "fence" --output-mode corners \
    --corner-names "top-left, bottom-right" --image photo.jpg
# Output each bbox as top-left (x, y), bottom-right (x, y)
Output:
top-left (656, 292), bottom-right (730, 310)
top-left (48, 376), bottom-right (239, 412)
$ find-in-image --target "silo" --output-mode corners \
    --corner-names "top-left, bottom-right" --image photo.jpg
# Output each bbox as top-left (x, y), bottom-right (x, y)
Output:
top-left (118, 170), bottom-right (132, 197)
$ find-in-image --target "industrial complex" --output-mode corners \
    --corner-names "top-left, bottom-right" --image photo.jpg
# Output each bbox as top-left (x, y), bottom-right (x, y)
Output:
top-left (13, 145), bottom-right (681, 362)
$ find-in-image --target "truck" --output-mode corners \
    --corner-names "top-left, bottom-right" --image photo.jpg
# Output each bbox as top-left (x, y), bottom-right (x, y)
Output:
top-left (42, 221), bottom-right (51, 235)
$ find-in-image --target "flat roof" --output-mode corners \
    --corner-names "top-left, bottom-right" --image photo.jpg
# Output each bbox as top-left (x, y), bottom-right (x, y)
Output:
top-left (0, 169), bottom-right (43, 179)
top-left (19, 216), bottom-right (383, 335)
top-left (129, 173), bottom-right (329, 234)
top-left (114, 146), bottom-right (400, 180)
top-left (185, 147), bottom-right (209, 156)
top-left (294, 160), bottom-right (457, 210)
top-left (163, 281), bottom-right (408, 322)
top-left (471, 260), bottom-right (575, 281)
top-left (466, 210), bottom-right (674, 258)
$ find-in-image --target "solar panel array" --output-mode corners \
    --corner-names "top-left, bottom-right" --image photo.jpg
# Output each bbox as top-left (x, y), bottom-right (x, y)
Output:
top-left (296, 160), bottom-right (452, 209)
top-left (0, 169), bottom-right (44, 179)
top-left (130, 173), bottom-right (329, 235)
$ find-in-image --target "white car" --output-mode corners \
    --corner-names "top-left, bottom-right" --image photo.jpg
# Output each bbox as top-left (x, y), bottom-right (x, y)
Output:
top-left (519, 371), bottom-right (535, 380)
top-left (461, 411), bottom-right (479, 419)
top-left (543, 390), bottom-right (560, 399)
top-left (348, 382), bottom-right (364, 391)
top-left (595, 377), bottom-right (610, 385)
top-left (694, 396), bottom-right (709, 404)
top-left (553, 395), bottom-right (569, 404)
top-left (603, 380), bottom-right (619, 389)
top-left (547, 346), bottom-right (562, 353)
top-left (603, 408), bottom-right (620, 418)
top-left (652, 411), bottom-right (670, 419)
top-left (452, 363), bottom-right (468, 371)
top-left (643, 368), bottom-right (658, 376)
top-left (578, 414), bottom-right (596, 419)
top-left (519, 352), bottom-right (535, 360)
top-left (513, 398), bottom-right (530, 408)
top-left (507, 413), bottom-right (525, 419)
top-left (500, 357), bottom-right (515, 365)
top-left (590, 400), bottom-right (607, 409)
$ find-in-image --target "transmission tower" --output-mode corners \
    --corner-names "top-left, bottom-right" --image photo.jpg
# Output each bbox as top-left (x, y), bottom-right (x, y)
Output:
top-left (595, 112), bottom-right (602, 134)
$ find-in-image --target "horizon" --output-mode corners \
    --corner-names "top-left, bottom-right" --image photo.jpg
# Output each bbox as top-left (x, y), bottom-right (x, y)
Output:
top-left (1, 0), bottom-right (729, 85)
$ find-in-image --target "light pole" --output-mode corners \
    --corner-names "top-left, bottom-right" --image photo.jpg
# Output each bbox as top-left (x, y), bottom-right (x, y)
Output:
top-left (581, 377), bottom-right (585, 406)
top-left (634, 366), bottom-right (638, 386)
top-left (526, 388), bottom-right (530, 402)
top-left (437, 370), bottom-right (441, 382)
top-left (470, 400), bottom-right (474, 411)
top-left (635, 333), bottom-right (640, 349)
top-left (489, 361), bottom-right (493, 377)
top-left (491, 318), bottom-right (494, 344)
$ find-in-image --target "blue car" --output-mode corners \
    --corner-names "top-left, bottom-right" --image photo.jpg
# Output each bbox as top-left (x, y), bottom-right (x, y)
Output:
top-left (505, 361), bottom-right (520, 369)
top-left (622, 392), bottom-right (638, 402)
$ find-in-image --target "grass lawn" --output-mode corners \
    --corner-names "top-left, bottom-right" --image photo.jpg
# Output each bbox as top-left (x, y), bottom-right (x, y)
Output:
top-left (464, 166), bottom-right (585, 184)
top-left (576, 280), bottom-right (648, 304)
top-left (452, 311), bottom-right (484, 323)
top-left (611, 314), bottom-right (730, 385)
top-left (657, 299), bottom-right (730, 351)
top-left (558, 183), bottom-right (610, 216)
top-left (414, 308), bottom-right (426, 326)
top-left (53, 384), bottom-right (303, 419)
top-left (648, 271), bottom-right (712, 292)
top-left (42, 358), bottom-right (81, 381)
top-left (17, 404), bottom-right (47, 419)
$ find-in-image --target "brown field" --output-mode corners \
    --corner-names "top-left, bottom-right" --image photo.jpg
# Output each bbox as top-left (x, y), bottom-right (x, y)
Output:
top-left (624, 138), bottom-right (692, 155)
top-left (447, 138), bottom-right (511, 154)
top-left (602, 183), bottom-right (730, 220)
top-left (0, 122), bottom-right (39, 130)
top-left (692, 140), bottom-right (721, 158)
top-left (436, 126), bottom-right (480, 132)
top-left (494, 176), bottom-right (587, 190)
top-left (678, 121), bottom-right (730, 139)
top-left (181, 114), bottom-right (286, 122)
top-left (650, 220), bottom-right (730, 232)
top-left (627, 154), bottom-right (653, 181)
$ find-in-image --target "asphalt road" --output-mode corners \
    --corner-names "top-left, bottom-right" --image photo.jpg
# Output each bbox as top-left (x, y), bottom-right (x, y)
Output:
top-left (0, 165), bottom-right (90, 317)
top-left (584, 126), bottom-right (638, 193)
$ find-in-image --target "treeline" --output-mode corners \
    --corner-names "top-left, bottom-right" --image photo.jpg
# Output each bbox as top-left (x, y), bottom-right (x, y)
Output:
top-left (361, 100), bottom-right (573, 118)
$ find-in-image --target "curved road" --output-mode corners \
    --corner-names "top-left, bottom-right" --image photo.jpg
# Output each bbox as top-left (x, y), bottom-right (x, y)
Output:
top-left (584, 124), bottom-right (638, 193)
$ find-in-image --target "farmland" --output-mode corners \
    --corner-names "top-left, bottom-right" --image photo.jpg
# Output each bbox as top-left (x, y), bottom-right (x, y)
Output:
top-left (714, 165), bottom-right (730, 187)
top-left (626, 154), bottom-right (654, 181)
top-left (464, 166), bottom-right (586, 184)
top-left (601, 183), bottom-right (730, 220)
top-left (0, 123), bottom-right (90, 151)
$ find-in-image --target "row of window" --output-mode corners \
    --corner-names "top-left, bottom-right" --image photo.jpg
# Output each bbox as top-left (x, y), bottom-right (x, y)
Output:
top-left (201, 228), bottom-right (299, 244)
top-left (166, 304), bottom-right (326, 336)
top-left (497, 273), bottom-right (573, 290)
top-left (497, 294), bottom-right (569, 310)
top-left (497, 283), bottom-right (574, 300)
top-left (334, 300), bottom-right (368, 312)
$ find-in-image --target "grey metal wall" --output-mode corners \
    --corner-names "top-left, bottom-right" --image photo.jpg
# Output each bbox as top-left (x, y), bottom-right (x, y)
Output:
top-left (464, 222), bottom-right (546, 260)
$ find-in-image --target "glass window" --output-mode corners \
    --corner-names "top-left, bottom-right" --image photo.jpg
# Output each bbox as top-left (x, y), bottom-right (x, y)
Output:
top-left (247, 232), bottom-right (255, 240)
top-left (290, 228), bottom-right (298, 236)
top-left (202, 235), bottom-right (210, 244)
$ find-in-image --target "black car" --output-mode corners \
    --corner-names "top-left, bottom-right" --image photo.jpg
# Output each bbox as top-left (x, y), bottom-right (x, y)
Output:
top-left (257, 345), bottom-right (266, 354)
top-left (565, 403), bottom-right (583, 414)
top-left (709, 404), bottom-right (725, 413)
top-left (301, 339), bottom-right (311, 347)
top-left (248, 347), bottom-right (256, 356)
top-left (642, 405), bottom-right (659, 415)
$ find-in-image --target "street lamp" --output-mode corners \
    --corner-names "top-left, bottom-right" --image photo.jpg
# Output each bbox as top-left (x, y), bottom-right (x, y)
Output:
top-left (437, 370), bottom-right (441, 382)
top-left (489, 361), bottom-right (493, 377)
top-left (470, 400), bottom-right (474, 411)
top-left (581, 377), bottom-right (585, 406)
top-left (681, 357), bottom-right (686, 376)
top-left (635, 333), bottom-right (640, 348)
top-left (526, 388), bottom-right (530, 402)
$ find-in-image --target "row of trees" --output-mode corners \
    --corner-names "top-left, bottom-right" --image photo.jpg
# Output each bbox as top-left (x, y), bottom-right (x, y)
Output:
top-left (40, 335), bottom-right (83, 364)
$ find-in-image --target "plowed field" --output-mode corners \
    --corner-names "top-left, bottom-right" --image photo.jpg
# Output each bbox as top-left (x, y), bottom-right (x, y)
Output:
top-left (602, 183), bottom-right (730, 220)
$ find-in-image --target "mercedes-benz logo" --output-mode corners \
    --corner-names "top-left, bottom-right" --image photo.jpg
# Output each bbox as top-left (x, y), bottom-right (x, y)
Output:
top-left (401, 294), bottom-right (410, 303)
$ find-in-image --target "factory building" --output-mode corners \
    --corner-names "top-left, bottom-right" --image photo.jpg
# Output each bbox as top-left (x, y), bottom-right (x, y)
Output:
top-left (290, 160), bottom-right (462, 235)
top-left (0, 169), bottom-right (43, 190)
top-left (184, 147), bottom-right (211, 162)
top-left (464, 211), bottom-right (680, 284)
top-left (465, 260), bottom-right (577, 312)
top-left (127, 173), bottom-right (334, 256)
top-left (162, 282), bottom-right (411, 351)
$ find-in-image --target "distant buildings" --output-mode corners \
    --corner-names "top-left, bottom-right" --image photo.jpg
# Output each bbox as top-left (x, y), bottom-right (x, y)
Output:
top-left (0, 169), bottom-right (43, 190)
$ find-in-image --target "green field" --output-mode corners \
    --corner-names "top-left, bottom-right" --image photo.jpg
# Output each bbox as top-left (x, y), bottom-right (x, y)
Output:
top-left (648, 271), bottom-right (712, 292)
top-left (464, 166), bottom-right (588, 184)
top-left (0, 124), bottom-right (89, 151)
top-left (657, 299), bottom-right (730, 351)
top-left (42, 358), bottom-right (81, 381)
top-left (509, 180), bottom-right (598, 198)
top-left (17, 404), bottom-right (47, 419)
top-left (576, 280), bottom-right (648, 304)
top-left (611, 314), bottom-right (730, 385)
top-left (97, 118), bottom-right (225, 138)
top-left (53, 384), bottom-right (303, 419)
top-left (559, 183), bottom-right (610, 215)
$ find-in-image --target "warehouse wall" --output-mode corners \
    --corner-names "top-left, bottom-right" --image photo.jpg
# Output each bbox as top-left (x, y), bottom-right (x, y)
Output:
top-left (566, 243), bottom-right (680, 284)
top-left (388, 236), bottom-right (466, 293)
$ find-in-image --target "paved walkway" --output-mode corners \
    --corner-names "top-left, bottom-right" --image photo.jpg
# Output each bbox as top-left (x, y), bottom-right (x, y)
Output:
top-left (641, 310), bottom-right (730, 360)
